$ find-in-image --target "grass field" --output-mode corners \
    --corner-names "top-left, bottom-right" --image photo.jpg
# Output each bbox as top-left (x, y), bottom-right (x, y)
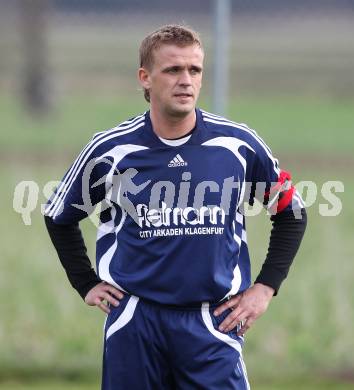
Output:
top-left (1, 378), bottom-right (354, 390)
top-left (1, 95), bottom-right (354, 155)
top-left (1, 93), bottom-right (353, 389)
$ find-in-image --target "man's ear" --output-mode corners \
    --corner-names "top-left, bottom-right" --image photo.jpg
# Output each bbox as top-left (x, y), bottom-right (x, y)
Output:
top-left (138, 67), bottom-right (151, 90)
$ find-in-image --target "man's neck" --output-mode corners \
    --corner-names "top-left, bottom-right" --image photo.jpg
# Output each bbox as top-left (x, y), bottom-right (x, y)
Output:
top-left (149, 108), bottom-right (196, 139)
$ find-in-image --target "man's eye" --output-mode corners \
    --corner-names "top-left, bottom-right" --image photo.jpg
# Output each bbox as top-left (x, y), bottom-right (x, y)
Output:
top-left (168, 68), bottom-right (178, 73)
top-left (190, 68), bottom-right (201, 75)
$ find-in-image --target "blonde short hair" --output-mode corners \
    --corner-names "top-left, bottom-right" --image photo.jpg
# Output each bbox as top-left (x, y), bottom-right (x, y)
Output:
top-left (139, 24), bottom-right (203, 102)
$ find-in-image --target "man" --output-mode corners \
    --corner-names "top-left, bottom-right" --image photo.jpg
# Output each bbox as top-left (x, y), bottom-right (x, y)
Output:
top-left (45, 25), bottom-right (307, 389)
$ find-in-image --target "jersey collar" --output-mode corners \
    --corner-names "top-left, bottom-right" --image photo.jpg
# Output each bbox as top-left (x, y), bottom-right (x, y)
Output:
top-left (143, 108), bottom-right (206, 148)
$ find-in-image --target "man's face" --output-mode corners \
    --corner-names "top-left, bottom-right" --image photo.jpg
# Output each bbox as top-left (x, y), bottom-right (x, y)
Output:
top-left (139, 44), bottom-right (204, 117)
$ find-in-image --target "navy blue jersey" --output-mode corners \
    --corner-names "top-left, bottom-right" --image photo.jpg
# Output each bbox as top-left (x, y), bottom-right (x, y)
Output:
top-left (45, 109), bottom-right (304, 305)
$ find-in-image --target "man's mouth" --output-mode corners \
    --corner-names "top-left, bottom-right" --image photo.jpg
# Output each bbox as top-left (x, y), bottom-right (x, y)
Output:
top-left (174, 93), bottom-right (193, 98)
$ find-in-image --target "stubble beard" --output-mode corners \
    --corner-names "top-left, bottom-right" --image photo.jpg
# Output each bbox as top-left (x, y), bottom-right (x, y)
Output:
top-left (165, 98), bottom-right (196, 119)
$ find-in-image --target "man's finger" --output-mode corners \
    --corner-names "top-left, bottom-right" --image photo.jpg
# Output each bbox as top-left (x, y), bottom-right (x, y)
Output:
top-left (218, 308), bottom-right (247, 331)
top-left (98, 302), bottom-right (111, 314)
top-left (106, 285), bottom-right (124, 300)
top-left (101, 292), bottom-right (120, 307)
top-left (224, 317), bottom-right (247, 333)
top-left (237, 318), bottom-right (253, 336)
top-left (221, 313), bottom-right (246, 332)
top-left (93, 296), bottom-right (103, 306)
top-left (214, 294), bottom-right (242, 316)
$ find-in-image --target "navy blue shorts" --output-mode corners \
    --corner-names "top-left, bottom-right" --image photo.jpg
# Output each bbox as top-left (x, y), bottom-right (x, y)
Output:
top-left (102, 294), bottom-right (250, 389)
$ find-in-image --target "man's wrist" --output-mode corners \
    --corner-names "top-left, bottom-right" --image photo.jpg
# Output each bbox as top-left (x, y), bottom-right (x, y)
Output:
top-left (78, 278), bottom-right (102, 300)
top-left (254, 282), bottom-right (275, 298)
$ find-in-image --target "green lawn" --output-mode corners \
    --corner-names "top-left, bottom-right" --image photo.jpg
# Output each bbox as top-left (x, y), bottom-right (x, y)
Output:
top-left (1, 378), bottom-right (353, 390)
top-left (1, 95), bottom-right (353, 155)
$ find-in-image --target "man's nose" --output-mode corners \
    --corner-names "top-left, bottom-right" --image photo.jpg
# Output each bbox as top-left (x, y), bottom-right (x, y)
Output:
top-left (178, 70), bottom-right (192, 85)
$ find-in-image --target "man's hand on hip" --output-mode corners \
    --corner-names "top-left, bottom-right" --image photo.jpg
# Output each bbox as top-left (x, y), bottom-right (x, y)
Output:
top-left (213, 283), bottom-right (275, 336)
top-left (85, 282), bottom-right (124, 314)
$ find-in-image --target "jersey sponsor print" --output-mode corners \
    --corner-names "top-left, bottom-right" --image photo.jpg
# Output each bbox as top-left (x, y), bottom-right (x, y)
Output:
top-left (45, 109), bottom-right (303, 305)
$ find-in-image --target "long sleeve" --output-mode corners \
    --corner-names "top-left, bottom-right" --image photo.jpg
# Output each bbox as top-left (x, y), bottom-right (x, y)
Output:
top-left (255, 208), bottom-right (307, 294)
top-left (45, 215), bottom-right (101, 300)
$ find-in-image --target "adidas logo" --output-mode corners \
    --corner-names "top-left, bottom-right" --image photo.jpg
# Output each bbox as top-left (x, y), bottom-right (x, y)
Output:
top-left (168, 154), bottom-right (188, 168)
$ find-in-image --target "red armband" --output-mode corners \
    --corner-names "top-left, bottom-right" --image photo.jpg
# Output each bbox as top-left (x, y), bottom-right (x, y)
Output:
top-left (265, 170), bottom-right (295, 214)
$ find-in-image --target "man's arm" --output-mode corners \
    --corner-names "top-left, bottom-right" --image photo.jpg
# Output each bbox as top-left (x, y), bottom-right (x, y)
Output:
top-left (45, 216), bottom-right (123, 313)
top-left (214, 208), bottom-right (307, 335)
top-left (255, 207), bottom-right (307, 294)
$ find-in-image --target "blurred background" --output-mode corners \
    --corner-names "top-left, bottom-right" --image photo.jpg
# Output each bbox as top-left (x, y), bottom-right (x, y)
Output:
top-left (1, 0), bottom-right (353, 389)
